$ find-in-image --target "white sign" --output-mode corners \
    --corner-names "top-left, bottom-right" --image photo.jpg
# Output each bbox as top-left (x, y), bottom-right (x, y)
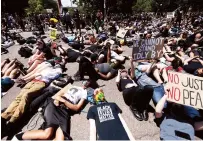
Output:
top-left (167, 12), bottom-right (175, 19)
top-left (167, 71), bottom-right (203, 109)
top-left (116, 29), bottom-right (128, 39)
top-left (46, 9), bottom-right (53, 13)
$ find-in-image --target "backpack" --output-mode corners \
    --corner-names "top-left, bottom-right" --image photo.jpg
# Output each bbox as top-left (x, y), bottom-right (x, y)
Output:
top-left (18, 47), bottom-right (33, 58)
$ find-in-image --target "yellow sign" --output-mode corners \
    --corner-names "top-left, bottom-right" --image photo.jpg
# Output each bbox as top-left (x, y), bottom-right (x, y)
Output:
top-left (50, 28), bottom-right (57, 39)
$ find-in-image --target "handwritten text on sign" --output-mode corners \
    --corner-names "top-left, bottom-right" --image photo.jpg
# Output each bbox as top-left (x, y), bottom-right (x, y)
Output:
top-left (167, 71), bottom-right (203, 109)
top-left (132, 38), bottom-right (164, 60)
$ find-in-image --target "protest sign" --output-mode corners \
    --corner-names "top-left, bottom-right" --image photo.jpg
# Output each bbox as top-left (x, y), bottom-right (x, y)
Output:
top-left (46, 9), bottom-right (53, 13)
top-left (50, 28), bottom-right (57, 39)
top-left (117, 29), bottom-right (128, 38)
top-left (167, 12), bottom-right (175, 19)
top-left (167, 71), bottom-right (203, 109)
top-left (132, 38), bottom-right (164, 60)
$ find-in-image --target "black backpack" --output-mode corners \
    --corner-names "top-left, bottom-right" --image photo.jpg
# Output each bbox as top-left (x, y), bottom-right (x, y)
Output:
top-left (18, 47), bottom-right (33, 58)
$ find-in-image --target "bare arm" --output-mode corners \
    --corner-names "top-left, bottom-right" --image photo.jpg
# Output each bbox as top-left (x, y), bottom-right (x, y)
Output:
top-left (194, 121), bottom-right (203, 131)
top-left (130, 58), bottom-right (135, 79)
top-left (63, 98), bottom-right (86, 111)
top-left (89, 119), bottom-right (97, 140)
top-left (118, 114), bottom-right (135, 141)
top-left (115, 70), bottom-right (121, 84)
top-left (164, 53), bottom-right (175, 62)
top-left (155, 95), bottom-right (167, 118)
top-left (107, 45), bottom-right (111, 63)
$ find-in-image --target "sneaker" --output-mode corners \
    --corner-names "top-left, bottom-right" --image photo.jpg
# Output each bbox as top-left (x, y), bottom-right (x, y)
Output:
top-left (129, 106), bottom-right (143, 121)
top-left (141, 110), bottom-right (149, 121)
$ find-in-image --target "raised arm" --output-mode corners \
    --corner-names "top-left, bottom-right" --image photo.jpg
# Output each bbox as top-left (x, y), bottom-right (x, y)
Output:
top-left (107, 44), bottom-right (111, 63)
top-left (130, 57), bottom-right (135, 79)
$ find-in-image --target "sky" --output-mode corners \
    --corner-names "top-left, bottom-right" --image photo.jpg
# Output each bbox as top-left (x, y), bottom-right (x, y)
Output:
top-left (61, 0), bottom-right (77, 7)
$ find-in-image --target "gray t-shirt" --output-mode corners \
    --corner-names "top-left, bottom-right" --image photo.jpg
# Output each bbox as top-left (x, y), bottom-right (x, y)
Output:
top-left (95, 63), bottom-right (112, 74)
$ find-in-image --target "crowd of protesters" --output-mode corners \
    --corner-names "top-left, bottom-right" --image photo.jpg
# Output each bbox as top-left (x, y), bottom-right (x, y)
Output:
top-left (1, 7), bottom-right (203, 140)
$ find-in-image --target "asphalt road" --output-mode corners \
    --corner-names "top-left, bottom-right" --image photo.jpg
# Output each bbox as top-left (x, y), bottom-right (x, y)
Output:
top-left (1, 31), bottom-right (201, 140)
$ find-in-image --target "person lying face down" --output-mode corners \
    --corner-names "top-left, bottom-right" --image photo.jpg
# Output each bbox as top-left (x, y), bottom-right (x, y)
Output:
top-left (87, 88), bottom-right (135, 140)
top-left (13, 83), bottom-right (88, 140)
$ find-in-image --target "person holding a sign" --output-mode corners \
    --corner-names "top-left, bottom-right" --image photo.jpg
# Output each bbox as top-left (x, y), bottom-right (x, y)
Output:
top-left (155, 93), bottom-right (203, 140)
top-left (116, 68), bottom-right (153, 121)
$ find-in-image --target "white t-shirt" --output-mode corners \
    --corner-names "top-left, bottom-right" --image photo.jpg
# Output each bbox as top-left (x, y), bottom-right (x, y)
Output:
top-left (35, 67), bottom-right (62, 84)
top-left (63, 86), bottom-right (87, 104)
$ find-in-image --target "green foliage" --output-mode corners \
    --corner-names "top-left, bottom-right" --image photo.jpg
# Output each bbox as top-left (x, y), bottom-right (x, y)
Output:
top-left (42, 0), bottom-right (58, 11)
top-left (132, 0), bottom-right (154, 12)
top-left (25, 0), bottom-right (44, 14)
top-left (25, 0), bottom-right (58, 15)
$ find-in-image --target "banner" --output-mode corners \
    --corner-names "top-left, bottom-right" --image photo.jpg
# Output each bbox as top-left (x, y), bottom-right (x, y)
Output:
top-left (50, 28), bottom-right (57, 39)
top-left (116, 29), bottom-right (128, 38)
top-left (132, 38), bottom-right (164, 60)
top-left (167, 71), bottom-right (203, 109)
top-left (167, 12), bottom-right (175, 19)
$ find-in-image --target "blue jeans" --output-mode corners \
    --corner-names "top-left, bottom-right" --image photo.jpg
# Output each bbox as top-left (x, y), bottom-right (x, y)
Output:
top-left (183, 105), bottom-right (200, 119)
top-left (152, 85), bottom-right (167, 107)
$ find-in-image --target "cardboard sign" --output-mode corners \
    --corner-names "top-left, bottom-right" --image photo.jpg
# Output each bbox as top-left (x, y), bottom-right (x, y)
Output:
top-left (116, 29), bottom-right (128, 38)
top-left (167, 12), bottom-right (175, 19)
top-left (167, 71), bottom-right (203, 109)
top-left (132, 38), bottom-right (164, 60)
top-left (50, 28), bottom-right (57, 39)
top-left (46, 9), bottom-right (53, 13)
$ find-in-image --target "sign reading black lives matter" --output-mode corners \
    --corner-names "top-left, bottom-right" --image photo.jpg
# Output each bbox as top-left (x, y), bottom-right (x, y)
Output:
top-left (132, 38), bottom-right (164, 60)
top-left (167, 71), bottom-right (203, 109)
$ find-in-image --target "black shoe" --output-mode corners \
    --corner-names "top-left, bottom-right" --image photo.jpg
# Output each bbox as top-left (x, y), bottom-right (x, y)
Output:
top-left (130, 106), bottom-right (143, 121)
top-left (142, 110), bottom-right (149, 121)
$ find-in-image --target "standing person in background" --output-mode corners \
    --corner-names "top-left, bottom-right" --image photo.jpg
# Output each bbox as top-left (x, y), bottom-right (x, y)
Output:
top-left (73, 9), bottom-right (81, 35)
top-left (96, 10), bottom-right (103, 20)
top-left (64, 9), bottom-right (74, 34)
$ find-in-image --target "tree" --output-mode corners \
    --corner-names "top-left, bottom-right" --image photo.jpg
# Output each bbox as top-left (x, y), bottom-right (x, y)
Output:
top-left (132, 0), bottom-right (154, 12)
top-left (42, 0), bottom-right (58, 12)
top-left (25, 0), bottom-right (44, 14)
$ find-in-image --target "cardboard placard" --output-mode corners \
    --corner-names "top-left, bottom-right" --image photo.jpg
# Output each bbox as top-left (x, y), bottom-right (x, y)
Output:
top-left (132, 38), bottom-right (164, 60)
top-left (167, 12), bottom-right (175, 19)
top-left (167, 71), bottom-right (203, 109)
top-left (116, 29), bottom-right (128, 38)
top-left (50, 28), bottom-right (57, 39)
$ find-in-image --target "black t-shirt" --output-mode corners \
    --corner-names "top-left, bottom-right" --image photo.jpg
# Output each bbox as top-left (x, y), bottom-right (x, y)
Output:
top-left (117, 78), bottom-right (133, 92)
top-left (183, 61), bottom-right (203, 74)
top-left (66, 48), bottom-right (81, 62)
top-left (87, 102), bottom-right (129, 140)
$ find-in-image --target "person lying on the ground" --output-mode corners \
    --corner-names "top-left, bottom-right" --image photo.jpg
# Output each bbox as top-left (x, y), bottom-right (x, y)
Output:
top-left (26, 38), bottom-right (56, 73)
top-left (183, 56), bottom-right (203, 75)
top-left (17, 57), bottom-right (64, 84)
top-left (115, 68), bottom-right (153, 121)
top-left (74, 45), bottom-right (118, 81)
top-left (87, 88), bottom-right (135, 140)
top-left (1, 59), bottom-right (23, 94)
top-left (155, 93), bottom-right (203, 140)
top-left (1, 64), bottom-right (63, 124)
top-left (130, 58), bottom-right (167, 107)
top-left (12, 83), bottom-right (88, 140)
